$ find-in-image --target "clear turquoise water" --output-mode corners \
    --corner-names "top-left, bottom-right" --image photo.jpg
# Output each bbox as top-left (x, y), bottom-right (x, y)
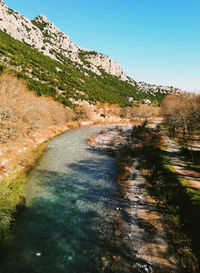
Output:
top-left (0, 128), bottom-right (121, 273)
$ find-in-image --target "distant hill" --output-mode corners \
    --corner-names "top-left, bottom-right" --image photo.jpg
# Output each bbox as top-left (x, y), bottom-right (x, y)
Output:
top-left (0, 0), bottom-right (186, 107)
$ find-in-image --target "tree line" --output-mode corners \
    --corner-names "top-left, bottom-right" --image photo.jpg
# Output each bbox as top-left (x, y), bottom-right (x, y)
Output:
top-left (161, 94), bottom-right (200, 143)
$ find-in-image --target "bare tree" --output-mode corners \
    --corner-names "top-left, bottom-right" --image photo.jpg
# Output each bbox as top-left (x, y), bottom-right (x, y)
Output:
top-left (161, 94), bottom-right (200, 142)
top-left (0, 74), bottom-right (70, 146)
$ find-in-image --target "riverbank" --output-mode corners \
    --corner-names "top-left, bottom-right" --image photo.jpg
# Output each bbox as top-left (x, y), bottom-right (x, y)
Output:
top-left (89, 126), bottom-right (180, 272)
top-left (0, 120), bottom-right (133, 243)
top-left (0, 123), bottom-right (69, 240)
top-left (0, 126), bottom-right (123, 273)
top-left (89, 125), bottom-right (200, 272)
top-left (0, 121), bottom-right (133, 183)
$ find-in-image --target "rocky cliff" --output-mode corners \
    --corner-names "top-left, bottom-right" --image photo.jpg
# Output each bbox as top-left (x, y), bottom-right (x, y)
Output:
top-left (0, 0), bottom-right (186, 96)
top-left (0, 0), bottom-right (129, 80)
top-left (136, 81), bottom-right (185, 97)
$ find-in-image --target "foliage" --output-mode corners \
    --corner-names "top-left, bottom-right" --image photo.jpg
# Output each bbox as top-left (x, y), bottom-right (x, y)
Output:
top-left (0, 30), bottom-right (164, 108)
top-left (7, 8), bottom-right (15, 15)
top-left (161, 94), bottom-right (200, 141)
top-left (31, 19), bottom-right (48, 32)
top-left (0, 74), bottom-right (69, 145)
top-left (0, 173), bottom-right (26, 240)
top-left (0, 73), bottom-right (72, 241)
top-left (133, 126), bottom-right (200, 271)
top-left (179, 147), bottom-right (200, 166)
top-left (115, 147), bottom-right (133, 197)
top-left (0, 144), bottom-right (46, 242)
top-left (0, 65), bottom-right (4, 75)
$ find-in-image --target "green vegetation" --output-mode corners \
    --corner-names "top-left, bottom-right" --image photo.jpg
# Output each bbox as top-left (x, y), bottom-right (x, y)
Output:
top-left (0, 30), bottom-right (164, 108)
top-left (7, 8), bottom-right (15, 15)
top-left (0, 173), bottom-right (26, 240)
top-left (0, 65), bottom-right (4, 75)
top-left (133, 126), bottom-right (200, 271)
top-left (31, 19), bottom-right (48, 32)
top-left (78, 50), bottom-right (98, 65)
top-left (161, 150), bottom-right (200, 200)
top-left (0, 144), bottom-right (46, 242)
top-left (115, 145), bottom-right (134, 197)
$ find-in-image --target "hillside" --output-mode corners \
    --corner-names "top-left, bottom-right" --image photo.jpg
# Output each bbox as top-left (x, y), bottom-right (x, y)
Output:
top-left (0, 0), bottom-right (185, 106)
top-left (0, 30), bottom-right (139, 107)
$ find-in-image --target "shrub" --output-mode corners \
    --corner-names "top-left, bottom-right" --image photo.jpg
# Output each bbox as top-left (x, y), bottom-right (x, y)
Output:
top-left (0, 29), bottom-right (164, 108)
top-left (0, 74), bottom-right (69, 145)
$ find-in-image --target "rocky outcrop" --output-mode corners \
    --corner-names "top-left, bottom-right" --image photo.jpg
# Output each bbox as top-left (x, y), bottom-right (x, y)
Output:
top-left (31, 15), bottom-right (81, 63)
top-left (0, 1), bottom-right (43, 48)
top-left (137, 81), bottom-right (185, 96)
top-left (0, 0), bottom-right (186, 95)
top-left (0, 1), bottom-right (81, 62)
top-left (85, 52), bottom-right (128, 80)
top-left (0, 0), bottom-right (128, 80)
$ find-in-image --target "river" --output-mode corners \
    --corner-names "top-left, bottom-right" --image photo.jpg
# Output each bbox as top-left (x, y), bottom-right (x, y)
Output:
top-left (0, 127), bottom-right (121, 273)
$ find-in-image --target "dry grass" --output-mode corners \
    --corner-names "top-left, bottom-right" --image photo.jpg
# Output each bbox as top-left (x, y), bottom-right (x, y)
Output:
top-left (0, 74), bottom-right (70, 147)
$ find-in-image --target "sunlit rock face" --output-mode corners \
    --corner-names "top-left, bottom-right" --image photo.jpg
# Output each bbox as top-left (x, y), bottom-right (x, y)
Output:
top-left (0, 0), bottom-right (186, 94)
top-left (85, 53), bottom-right (128, 80)
top-left (0, 0), bottom-right (128, 80)
top-left (0, 1), bottom-right (44, 49)
top-left (0, 2), bottom-right (80, 62)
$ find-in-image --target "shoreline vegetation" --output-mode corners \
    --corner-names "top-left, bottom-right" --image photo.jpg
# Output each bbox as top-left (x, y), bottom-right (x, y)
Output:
top-left (134, 126), bottom-right (200, 272)
top-left (0, 143), bottom-right (46, 242)
top-left (89, 124), bottom-right (200, 272)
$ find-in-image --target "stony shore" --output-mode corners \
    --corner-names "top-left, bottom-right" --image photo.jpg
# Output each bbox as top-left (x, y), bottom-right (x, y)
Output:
top-left (89, 126), bottom-right (179, 272)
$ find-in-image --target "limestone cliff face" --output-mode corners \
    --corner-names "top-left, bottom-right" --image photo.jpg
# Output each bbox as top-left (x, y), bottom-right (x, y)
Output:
top-left (0, 1), bottom-right (43, 48)
top-left (85, 53), bottom-right (128, 80)
top-left (136, 81), bottom-right (186, 96)
top-left (32, 15), bottom-right (81, 63)
top-left (0, 0), bottom-right (186, 95)
top-left (0, 1), bottom-right (80, 62)
top-left (0, 0), bottom-right (128, 80)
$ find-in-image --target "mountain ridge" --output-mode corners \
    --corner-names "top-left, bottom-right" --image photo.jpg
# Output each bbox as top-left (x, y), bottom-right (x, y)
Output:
top-left (0, 0), bottom-right (129, 81)
top-left (0, 0), bottom-right (186, 100)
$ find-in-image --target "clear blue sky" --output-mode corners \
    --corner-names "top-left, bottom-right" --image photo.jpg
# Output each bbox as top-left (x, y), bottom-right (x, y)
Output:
top-left (4, 0), bottom-right (200, 93)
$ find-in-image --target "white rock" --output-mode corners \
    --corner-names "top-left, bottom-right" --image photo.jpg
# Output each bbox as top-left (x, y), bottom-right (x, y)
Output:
top-left (0, 0), bottom-right (128, 80)
top-left (0, 0), bottom-right (186, 94)
top-left (86, 53), bottom-right (128, 80)
top-left (1, 159), bottom-right (8, 165)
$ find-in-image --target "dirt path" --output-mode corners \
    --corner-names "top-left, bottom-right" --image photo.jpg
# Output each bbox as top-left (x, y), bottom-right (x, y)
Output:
top-left (163, 135), bottom-right (200, 191)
